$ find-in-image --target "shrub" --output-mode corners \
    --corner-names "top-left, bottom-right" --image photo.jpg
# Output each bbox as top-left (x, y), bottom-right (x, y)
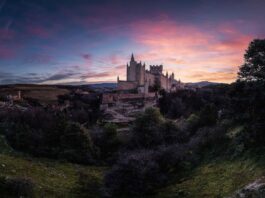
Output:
top-left (0, 176), bottom-right (35, 197)
top-left (57, 122), bottom-right (96, 164)
top-left (188, 125), bottom-right (228, 156)
top-left (198, 104), bottom-right (218, 126)
top-left (4, 109), bottom-right (97, 164)
top-left (185, 113), bottom-right (201, 134)
top-left (160, 120), bottom-right (186, 144)
top-left (103, 150), bottom-right (166, 197)
top-left (130, 108), bottom-right (165, 148)
top-left (103, 145), bottom-right (192, 197)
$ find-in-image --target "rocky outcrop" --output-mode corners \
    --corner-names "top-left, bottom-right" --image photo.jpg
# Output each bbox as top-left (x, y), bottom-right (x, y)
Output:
top-left (229, 177), bottom-right (265, 198)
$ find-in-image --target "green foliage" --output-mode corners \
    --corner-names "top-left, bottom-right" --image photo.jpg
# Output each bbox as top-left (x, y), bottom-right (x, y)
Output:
top-left (103, 123), bottom-right (118, 138)
top-left (5, 112), bottom-right (97, 164)
top-left (229, 81), bottom-right (265, 147)
top-left (59, 122), bottom-right (96, 164)
top-left (238, 39), bottom-right (265, 81)
top-left (131, 108), bottom-right (166, 148)
top-left (198, 104), bottom-right (218, 126)
top-left (98, 123), bottom-right (120, 160)
top-left (186, 114), bottom-right (200, 132)
top-left (0, 135), bottom-right (14, 155)
top-left (149, 77), bottom-right (161, 92)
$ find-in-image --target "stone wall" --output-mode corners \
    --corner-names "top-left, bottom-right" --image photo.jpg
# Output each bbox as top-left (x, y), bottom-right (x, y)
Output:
top-left (145, 72), bottom-right (155, 88)
top-left (102, 92), bottom-right (156, 104)
top-left (117, 81), bottom-right (138, 91)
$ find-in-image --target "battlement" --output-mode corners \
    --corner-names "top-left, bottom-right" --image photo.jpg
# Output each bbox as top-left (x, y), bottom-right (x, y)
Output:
top-left (118, 54), bottom-right (178, 93)
top-left (150, 65), bottom-right (163, 75)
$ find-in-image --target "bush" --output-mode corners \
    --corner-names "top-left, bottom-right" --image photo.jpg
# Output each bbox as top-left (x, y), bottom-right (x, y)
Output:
top-left (4, 109), bottom-right (97, 164)
top-left (130, 108), bottom-right (165, 148)
top-left (59, 122), bottom-right (96, 164)
top-left (103, 145), bottom-right (192, 197)
top-left (198, 104), bottom-right (218, 126)
top-left (160, 120), bottom-right (185, 144)
top-left (103, 150), bottom-right (167, 197)
top-left (188, 125), bottom-right (228, 156)
top-left (0, 176), bottom-right (35, 197)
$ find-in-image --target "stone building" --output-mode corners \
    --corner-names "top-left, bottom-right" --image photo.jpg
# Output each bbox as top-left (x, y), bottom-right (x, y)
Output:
top-left (117, 54), bottom-right (179, 93)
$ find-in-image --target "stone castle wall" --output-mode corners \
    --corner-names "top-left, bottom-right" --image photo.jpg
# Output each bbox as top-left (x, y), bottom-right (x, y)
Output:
top-left (102, 92), bottom-right (156, 104)
top-left (145, 72), bottom-right (156, 88)
top-left (117, 81), bottom-right (138, 91)
top-left (118, 54), bottom-right (176, 93)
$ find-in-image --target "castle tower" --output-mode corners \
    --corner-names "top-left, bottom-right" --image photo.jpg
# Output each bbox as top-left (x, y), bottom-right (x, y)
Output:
top-left (126, 53), bottom-right (145, 86)
top-left (127, 53), bottom-right (137, 82)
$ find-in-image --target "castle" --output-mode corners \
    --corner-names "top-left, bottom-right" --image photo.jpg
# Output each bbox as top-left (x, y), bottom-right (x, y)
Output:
top-left (117, 54), bottom-right (178, 93)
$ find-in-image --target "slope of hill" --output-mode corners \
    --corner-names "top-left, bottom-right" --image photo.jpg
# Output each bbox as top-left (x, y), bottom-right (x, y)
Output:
top-left (88, 83), bottom-right (117, 89)
top-left (0, 135), bottom-right (105, 198)
top-left (157, 157), bottom-right (264, 198)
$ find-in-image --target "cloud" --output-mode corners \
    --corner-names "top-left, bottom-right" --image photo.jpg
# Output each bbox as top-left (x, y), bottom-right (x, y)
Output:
top-left (81, 71), bottom-right (112, 79)
top-left (128, 19), bottom-right (252, 82)
top-left (185, 70), bottom-right (236, 83)
top-left (0, 46), bottom-right (16, 59)
top-left (0, 65), bottom-right (83, 85)
top-left (82, 54), bottom-right (92, 60)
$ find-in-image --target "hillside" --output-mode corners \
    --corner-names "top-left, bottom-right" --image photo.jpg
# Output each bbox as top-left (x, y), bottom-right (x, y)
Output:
top-left (0, 135), bottom-right (106, 198)
top-left (1, 135), bottom-right (265, 198)
top-left (157, 157), bottom-right (265, 198)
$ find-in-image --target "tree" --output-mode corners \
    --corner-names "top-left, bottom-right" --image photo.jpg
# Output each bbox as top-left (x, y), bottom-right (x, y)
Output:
top-left (238, 39), bottom-right (265, 81)
top-left (149, 77), bottom-right (161, 92)
top-left (131, 108), bottom-right (165, 148)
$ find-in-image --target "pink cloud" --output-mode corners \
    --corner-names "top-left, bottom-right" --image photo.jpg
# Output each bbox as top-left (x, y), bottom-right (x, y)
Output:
top-left (81, 53), bottom-right (93, 67)
top-left (128, 19), bottom-right (253, 83)
top-left (27, 26), bottom-right (51, 38)
top-left (0, 46), bottom-right (16, 59)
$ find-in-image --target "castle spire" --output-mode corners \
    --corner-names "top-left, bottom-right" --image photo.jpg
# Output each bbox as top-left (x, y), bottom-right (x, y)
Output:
top-left (131, 53), bottom-right (135, 62)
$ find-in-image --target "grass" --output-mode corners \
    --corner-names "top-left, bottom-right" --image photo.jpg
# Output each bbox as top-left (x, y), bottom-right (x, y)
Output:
top-left (0, 135), bottom-right (106, 197)
top-left (157, 157), bottom-right (265, 198)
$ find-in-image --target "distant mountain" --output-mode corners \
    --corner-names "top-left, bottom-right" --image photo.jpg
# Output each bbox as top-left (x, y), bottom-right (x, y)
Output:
top-left (88, 83), bottom-right (117, 89)
top-left (185, 81), bottom-right (225, 88)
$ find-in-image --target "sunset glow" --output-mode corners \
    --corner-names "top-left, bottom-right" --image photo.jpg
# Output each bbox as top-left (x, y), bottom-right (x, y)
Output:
top-left (0, 0), bottom-right (265, 84)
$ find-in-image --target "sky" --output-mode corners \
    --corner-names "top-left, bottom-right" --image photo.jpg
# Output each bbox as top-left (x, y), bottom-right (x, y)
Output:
top-left (0, 0), bottom-right (265, 84)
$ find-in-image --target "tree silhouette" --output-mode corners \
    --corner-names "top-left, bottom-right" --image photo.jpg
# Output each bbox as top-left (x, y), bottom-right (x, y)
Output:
top-left (238, 39), bottom-right (265, 81)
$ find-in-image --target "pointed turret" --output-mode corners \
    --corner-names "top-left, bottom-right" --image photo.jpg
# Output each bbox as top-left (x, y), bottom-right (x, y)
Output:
top-left (131, 53), bottom-right (135, 62)
top-left (172, 72), bottom-right (175, 80)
